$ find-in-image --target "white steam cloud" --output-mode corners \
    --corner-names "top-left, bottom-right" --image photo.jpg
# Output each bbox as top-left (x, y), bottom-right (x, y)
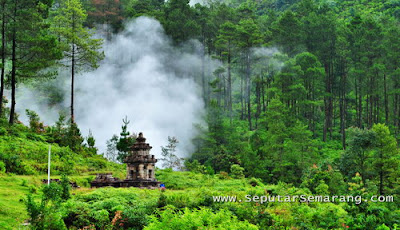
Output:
top-left (16, 16), bottom-right (219, 162)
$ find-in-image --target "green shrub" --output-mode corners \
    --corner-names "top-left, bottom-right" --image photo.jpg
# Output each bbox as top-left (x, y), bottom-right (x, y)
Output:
top-left (121, 206), bottom-right (150, 229)
top-left (231, 164), bottom-right (245, 179)
top-left (28, 184), bottom-right (38, 194)
top-left (22, 162), bottom-right (38, 175)
top-left (376, 224), bottom-right (390, 230)
top-left (158, 190), bottom-right (167, 208)
top-left (91, 209), bottom-right (110, 229)
top-left (0, 160), bottom-right (5, 174)
top-left (0, 153), bottom-right (23, 174)
top-left (60, 174), bottom-right (71, 200)
top-left (26, 133), bottom-right (46, 142)
top-left (26, 109), bottom-right (44, 133)
top-left (21, 178), bottom-right (28, 186)
top-left (218, 171), bottom-right (230, 180)
top-left (145, 206), bottom-right (258, 230)
top-left (248, 177), bottom-right (264, 187)
top-left (0, 127), bottom-right (7, 135)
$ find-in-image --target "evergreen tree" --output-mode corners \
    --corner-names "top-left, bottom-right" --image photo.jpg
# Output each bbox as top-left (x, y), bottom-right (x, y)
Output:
top-left (0, 0), bottom-right (6, 117)
top-left (272, 10), bottom-right (304, 56)
top-left (51, 0), bottom-right (104, 123)
top-left (371, 123), bottom-right (399, 195)
top-left (236, 18), bottom-right (263, 130)
top-left (215, 22), bottom-right (237, 116)
top-left (163, 0), bottom-right (200, 43)
top-left (160, 136), bottom-right (183, 170)
top-left (116, 116), bottom-right (135, 162)
top-left (87, 0), bottom-right (124, 37)
top-left (7, 0), bottom-right (62, 124)
top-left (340, 127), bottom-right (376, 184)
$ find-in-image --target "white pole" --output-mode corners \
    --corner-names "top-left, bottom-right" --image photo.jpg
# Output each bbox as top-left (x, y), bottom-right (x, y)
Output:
top-left (48, 145), bottom-right (51, 185)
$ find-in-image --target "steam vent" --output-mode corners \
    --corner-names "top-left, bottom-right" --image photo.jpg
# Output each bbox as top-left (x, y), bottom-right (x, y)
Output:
top-left (91, 132), bottom-right (161, 188)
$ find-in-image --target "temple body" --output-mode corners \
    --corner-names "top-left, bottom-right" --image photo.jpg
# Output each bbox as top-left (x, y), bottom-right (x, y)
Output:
top-left (91, 132), bottom-right (160, 188)
top-left (124, 132), bottom-right (157, 181)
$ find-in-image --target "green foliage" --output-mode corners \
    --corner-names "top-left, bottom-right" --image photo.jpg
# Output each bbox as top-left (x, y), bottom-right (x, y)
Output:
top-left (145, 206), bottom-right (258, 230)
top-left (184, 159), bottom-right (206, 174)
top-left (163, 0), bottom-right (200, 43)
top-left (371, 123), bottom-right (400, 194)
top-left (157, 190), bottom-right (167, 208)
top-left (26, 194), bottom-right (45, 229)
top-left (26, 182), bottom-right (69, 230)
top-left (341, 124), bottom-right (400, 194)
top-left (230, 164), bottom-right (245, 179)
top-left (0, 161), bottom-right (5, 174)
top-left (0, 127), bottom-right (6, 136)
top-left (60, 174), bottom-right (71, 201)
top-left (86, 130), bottom-right (97, 154)
top-left (0, 122), bottom-right (122, 176)
top-left (26, 110), bottom-right (44, 133)
top-left (105, 116), bottom-right (136, 163)
top-left (301, 165), bottom-right (347, 195)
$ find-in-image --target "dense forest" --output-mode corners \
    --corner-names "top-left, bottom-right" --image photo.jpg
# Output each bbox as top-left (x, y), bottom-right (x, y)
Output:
top-left (0, 0), bottom-right (399, 229)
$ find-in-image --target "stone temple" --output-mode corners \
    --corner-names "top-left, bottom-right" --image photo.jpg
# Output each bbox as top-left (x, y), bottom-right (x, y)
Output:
top-left (91, 132), bottom-right (160, 188)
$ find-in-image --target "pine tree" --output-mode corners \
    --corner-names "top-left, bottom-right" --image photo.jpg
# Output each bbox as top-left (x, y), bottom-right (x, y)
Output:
top-left (371, 123), bottom-right (399, 195)
top-left (236, 18), bottom-right (263, 130)
top-left (7, 0), bottom-right (62, 124)
top-left (116, 116), bottom-right (135, 162)
top-left (0, 0), bottom-right (6, 117)
top-left (160, 136), bottom-right (182, 169)
top-left (51, 0), bottom-right (104, 123)
top-left (215, 22), bottom-right (237, 117)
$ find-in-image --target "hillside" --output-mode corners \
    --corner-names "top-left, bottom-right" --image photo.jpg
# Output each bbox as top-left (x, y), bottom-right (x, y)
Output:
top-left (1, 169), bottom-right (399, 229)
top-left (0, 118), bottom-right (124, 177)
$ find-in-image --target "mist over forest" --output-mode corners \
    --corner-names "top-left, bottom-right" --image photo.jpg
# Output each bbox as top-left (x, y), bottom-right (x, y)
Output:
top-left (0, 0), bottom-right (399, 229)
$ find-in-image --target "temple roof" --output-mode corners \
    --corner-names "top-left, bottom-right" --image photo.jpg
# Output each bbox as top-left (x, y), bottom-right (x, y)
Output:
top-left (132, 132), bottom-right (152, 151)
top-left (123, 132), bottom-right (155, 163)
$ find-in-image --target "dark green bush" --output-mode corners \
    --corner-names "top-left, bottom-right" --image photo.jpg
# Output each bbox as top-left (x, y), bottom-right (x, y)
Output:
top-left (26, 133), bottom-right (46, 142)
top-left (0, 127), bottom-right (7, 135)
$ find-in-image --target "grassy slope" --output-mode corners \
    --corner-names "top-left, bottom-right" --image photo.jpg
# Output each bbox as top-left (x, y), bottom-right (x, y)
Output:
top-left (0, 135), bottom-right (125, 176)
top-left (0, 175), bottom-right (100, 229)
top-left (0, 176), bottom-right (30, 229)
top-left (0, 171), bottom-right (258, 229)
top-left (1, 170), bottom-right (398, 229)
top-left (0, 176), bottom-right (42, 229)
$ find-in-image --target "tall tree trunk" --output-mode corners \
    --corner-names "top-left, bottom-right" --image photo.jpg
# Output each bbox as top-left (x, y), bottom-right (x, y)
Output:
top-left (355, 76), bottom-right (358, 127)
top-left (0, 0), bottom-right (6, 117)
top-left (358, 75), bottom-right (363, 128)
top-left (384, 73), bottom-right (389, 123)
top-left (339, 60), bottom-right (347, 149)
top-left (9, 0), bottom-right (17, 125)
top-left (227, 48), bottom-right (232, 123)
top-left (255, 76), bottom-right (261, 129)
top-left (323, 63), bottom-right (332, 141)
top-left (71, 44), bottom-right (75, 123)
top-left (394, 92), bottom-right (398, 132)
top-left (262, 74), bottom-right (266, 113)
top-left (201, 36), bottom-right (207, 107)
top-left (369, 73), bottom-right (373, 127)
top-left (240, 62), bottom-right (244, 120)
top-left (378, 150), bottom-right (384, 195)
top-left (246, 51), bottom-right (252, 130)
